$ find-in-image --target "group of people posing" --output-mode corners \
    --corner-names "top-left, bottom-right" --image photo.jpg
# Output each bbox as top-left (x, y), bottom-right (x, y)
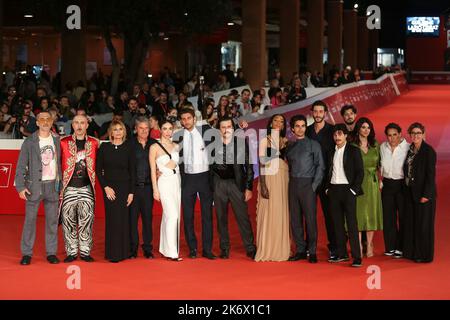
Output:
top-left (14, 100), bottom-right (437, 268)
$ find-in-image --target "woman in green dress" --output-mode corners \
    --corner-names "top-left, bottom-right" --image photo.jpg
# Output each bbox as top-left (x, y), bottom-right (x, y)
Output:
top-left (353, 117), bottom-right (383, 258)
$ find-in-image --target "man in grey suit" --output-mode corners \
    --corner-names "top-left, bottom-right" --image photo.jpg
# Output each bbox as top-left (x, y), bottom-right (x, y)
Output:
top-left (286, 114), bottom-right (325, 264)
top-left (15, 111), bottom-right (62, 265)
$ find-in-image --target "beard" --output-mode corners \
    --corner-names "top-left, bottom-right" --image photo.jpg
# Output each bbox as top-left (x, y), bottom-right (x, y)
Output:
top-left (314, 116), bottom-right (325, 123)
top-left (345, 119), bottom-right (355, 125)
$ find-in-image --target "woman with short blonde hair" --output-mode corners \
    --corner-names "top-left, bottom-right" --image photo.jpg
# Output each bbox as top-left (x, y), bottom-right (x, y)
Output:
top-left (108, 120), bottom-right (127, 142)
top-left (97, 118), bottom-right (136, 263)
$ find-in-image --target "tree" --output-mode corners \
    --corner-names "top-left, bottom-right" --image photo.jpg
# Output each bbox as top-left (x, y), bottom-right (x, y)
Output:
top-left (31, 0), bottom-right (232, 94)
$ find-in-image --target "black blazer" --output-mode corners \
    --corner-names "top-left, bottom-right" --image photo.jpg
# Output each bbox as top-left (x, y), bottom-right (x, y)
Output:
top-left (403, 141), bottom-right (437, 202)
top-left (211, 136), bottom-right (254, 192)
top-left (326, 143), bottom-right (364, 196)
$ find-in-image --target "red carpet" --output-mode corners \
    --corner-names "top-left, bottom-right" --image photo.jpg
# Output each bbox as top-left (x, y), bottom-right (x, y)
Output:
top-left (1, 85), bottom-right (450, 300)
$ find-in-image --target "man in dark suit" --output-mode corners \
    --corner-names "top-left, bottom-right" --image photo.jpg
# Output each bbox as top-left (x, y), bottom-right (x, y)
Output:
top-left (129, 116), bottom-right (157, 259)
top-left (211, 117), bottom-right (256, 260)
top-left (306, 100), bottom-right (337, 259)
top-left (326, 124), bottom-right (364, 267)
top-left (172, 108), bottom-right (217, 260)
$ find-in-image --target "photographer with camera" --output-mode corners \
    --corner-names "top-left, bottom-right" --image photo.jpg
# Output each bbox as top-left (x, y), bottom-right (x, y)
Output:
top-left (3, 100), bottom-right (38, 139)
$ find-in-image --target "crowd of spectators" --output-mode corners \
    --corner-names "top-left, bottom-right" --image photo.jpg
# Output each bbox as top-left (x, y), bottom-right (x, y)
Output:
top-left (0, 62), bottom-right (401, 139)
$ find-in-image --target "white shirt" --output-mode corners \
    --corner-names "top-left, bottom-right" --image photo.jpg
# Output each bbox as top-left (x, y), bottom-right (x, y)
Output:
top-left (183, 127), bottom-right (210, 174)
top-left (380, 139), bottom-right (410, 180)
top-left (238, 100), bottom-right (252, 116)
top-left (39, 135), bottom-right (57, 181)
top-left (331, 143), bottom-right (349, 185)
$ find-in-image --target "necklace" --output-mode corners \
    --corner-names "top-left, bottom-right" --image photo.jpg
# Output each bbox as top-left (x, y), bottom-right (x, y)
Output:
top-left (112, 141), bottom-right (122, 149)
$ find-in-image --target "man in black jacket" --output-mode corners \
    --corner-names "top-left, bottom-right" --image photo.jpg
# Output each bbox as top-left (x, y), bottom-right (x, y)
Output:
top-left (326, 124), bottom-right (364, 267)
top-left (211, 117), bottom-right (256, 260)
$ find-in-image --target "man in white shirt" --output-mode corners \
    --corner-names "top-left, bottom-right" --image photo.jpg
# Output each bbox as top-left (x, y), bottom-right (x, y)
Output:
top-left (380, 123), bottom-right (410, 258)
top-left (237, 89), bottom-right (252, 116)
top-left (173, 108), bottom-right (217, 260)
top-left (326, 124), bottom-right (364, 268)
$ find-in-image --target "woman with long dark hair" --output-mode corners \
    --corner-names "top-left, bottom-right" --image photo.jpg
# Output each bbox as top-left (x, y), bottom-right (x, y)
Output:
top-left (403, 123), bottom-right (437, 263)
top-left (217, 95), bottom-right (231, 119)
top-left (353, 117), bottom-right (383, 258)
top-left (150, 119), bottom-right (182, 261)
top-left (255, 114), bottom-right (290, 261)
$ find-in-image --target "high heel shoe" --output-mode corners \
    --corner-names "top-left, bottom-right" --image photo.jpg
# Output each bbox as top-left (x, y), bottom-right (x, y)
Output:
top-left (167, 257), bottom-right (183, 262)
top-left (366, 242), bottom-right (374, 258)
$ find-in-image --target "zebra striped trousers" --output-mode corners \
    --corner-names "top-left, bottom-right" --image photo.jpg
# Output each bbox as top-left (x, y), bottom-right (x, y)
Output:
top-left (61, 185), bottom-right (95, 257)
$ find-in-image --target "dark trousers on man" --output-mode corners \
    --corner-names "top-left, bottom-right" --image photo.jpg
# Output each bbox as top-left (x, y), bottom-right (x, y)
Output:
top-left (328, 184), bottom-right (361, 260)
top-left (382, 178), bottom-right (405, 253)
top-left (289, 177), bottom-right (317, 255)
top-left (317, 182), bottom-right (336, 255)
top-left (213, 177), bottom-right (255, 253)
top-left (182, 172), bottom-right (214, 254)
top-left (130, 184), bottom-right (154, 254)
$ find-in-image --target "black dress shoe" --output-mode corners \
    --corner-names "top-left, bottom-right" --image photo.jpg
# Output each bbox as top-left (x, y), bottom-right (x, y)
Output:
top-left (189, 249), bottom-right (197, 259)
top-left (415, 258), bottom-right (433, 263)
top-left (80, 255), bottom-right (94, 262)
top-left (328, 256), bottom-right (350, 263)
top-left (246, 250), bottom-right (256, 260)
top-left (288, 252), bottom-right (307, 261)
top-left (47, 255), bottom-right (60, 264)
top-left (202, 252), bottom-right (217, 260)
top-left (220, 249), bottom-right (230, 259)
top-left (351, 258), bottom-right (363, 267)
top-left (144, 251), bottom-right (154, 259)
top-left (64, 255), bottom-right (77, 263)
top-left (20, 255), bottom-right (31, 265)
top-left (128, 252), bottom-right (137, 259)
top-left (309, 255), bottom-right (318, 263)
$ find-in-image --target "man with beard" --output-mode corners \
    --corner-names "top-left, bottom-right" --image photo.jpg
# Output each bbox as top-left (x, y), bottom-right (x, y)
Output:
top-left (60, 114), bottom-right (99, 263)
top-left (339, 104), bottom-right (365, 249)
top-left (340, 105), bottom-right (358, 138)
top-left (306, 100), bottom-right (337, 259)
top-left (123, 97), bottom-right (140, 130)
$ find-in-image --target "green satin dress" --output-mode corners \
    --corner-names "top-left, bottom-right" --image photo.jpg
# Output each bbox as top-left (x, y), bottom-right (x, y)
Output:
top-left (355, 142), bottom-right (383, 231)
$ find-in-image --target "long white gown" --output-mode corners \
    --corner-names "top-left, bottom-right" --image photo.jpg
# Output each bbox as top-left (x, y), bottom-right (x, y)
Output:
top-left (156, 150), bottom-right (181, 259)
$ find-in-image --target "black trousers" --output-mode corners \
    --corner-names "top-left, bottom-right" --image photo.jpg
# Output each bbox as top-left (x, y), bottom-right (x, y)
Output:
top-left (182, 172), bottom-right (214, 254)
top-left (328, 184), bottom-right (361, 260)
top-left (289, 177), bottom-right (317, 255)
top-left (317, 182), bottom-right (336, 254)
top-left (403, 187), bottom-right (436, 262)
top-left (213, 177), bottom-right (255, 253)
top-left (382, 179), bottom-right (405, 252)
top-left (130, 185), bottom-right (154, 253)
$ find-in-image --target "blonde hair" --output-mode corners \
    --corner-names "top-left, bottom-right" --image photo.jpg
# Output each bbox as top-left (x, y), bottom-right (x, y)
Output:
top-left (108, 120), bottom-right (127, 141)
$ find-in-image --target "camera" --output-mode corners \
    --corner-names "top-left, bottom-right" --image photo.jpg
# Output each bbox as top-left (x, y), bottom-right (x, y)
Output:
top-left (166, 115), bottom-right (177, 123)
top-left (199, 76), bottom-right (205, 85)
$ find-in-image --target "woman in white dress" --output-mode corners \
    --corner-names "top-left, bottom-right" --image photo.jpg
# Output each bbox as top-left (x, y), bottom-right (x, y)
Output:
top-left (149, 120), bottom-right (182, 261)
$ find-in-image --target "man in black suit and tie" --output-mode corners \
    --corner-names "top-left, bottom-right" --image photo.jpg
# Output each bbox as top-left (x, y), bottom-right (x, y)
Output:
top-left (326, 124), bottom-right (364, 267)
top-left (173, 108), bottom-right (216, 260)
top-left (211, 117), bottom-right (256, 259)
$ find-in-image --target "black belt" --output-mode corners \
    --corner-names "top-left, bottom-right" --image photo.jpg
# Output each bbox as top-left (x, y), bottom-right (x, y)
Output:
top-left (136, 182), bottom-right (151, 187)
